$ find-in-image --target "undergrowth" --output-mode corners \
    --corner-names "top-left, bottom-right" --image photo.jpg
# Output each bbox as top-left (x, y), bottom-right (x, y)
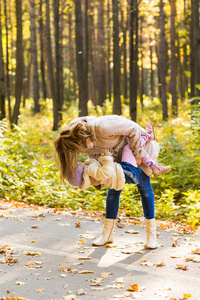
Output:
top-left (0, 98), bottom-right (199, 227)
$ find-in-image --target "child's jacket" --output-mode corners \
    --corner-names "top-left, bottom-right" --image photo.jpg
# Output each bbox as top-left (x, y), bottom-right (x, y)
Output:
top-left (81, 156), bottom-right (125, 191)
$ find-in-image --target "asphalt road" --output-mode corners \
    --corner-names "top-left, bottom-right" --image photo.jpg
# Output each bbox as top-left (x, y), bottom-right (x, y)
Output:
top-left (0, 200), bottom-right (200, 300)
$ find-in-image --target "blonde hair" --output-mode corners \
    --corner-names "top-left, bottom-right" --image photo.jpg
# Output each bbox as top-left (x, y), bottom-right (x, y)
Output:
top-left (54, 122), bottom-right (93, 182)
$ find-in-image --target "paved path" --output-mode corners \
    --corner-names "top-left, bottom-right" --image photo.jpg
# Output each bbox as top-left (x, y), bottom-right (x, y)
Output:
top-left (0, 200), bottom-right (200, 300)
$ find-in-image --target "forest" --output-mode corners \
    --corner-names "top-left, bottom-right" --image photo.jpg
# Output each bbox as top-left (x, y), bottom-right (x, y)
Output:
top-left (0, 0), bottom-right (200, 226)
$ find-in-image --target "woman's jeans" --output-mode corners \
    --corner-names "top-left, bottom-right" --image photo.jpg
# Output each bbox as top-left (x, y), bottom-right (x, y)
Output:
top-left (105, 171), bottom-right (155, 220)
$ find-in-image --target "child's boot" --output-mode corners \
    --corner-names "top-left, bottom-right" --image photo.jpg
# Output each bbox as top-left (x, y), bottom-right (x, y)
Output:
top-left (92, 218), bottom-right (116, 246)
top-left (145, 218), bottom-right (157, 249)
top-left (151, 161), bottom-right (171, 177)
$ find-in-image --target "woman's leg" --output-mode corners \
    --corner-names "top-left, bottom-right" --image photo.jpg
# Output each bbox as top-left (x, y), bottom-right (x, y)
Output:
top-left (92, 188), bottom-right (121, 246)
top-left (105, 188), bottom-right (121, 219)
top-left (137, 172), bottom-right (155, 219)
top-left (137, 172), bottom-right (157, 248)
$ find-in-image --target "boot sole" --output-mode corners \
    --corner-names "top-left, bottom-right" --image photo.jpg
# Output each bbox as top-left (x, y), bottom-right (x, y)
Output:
top-left (154, 167), bottom-right (171, 177)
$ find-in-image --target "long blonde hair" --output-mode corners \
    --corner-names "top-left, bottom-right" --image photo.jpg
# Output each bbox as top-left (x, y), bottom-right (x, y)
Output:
top-left (54, 122), bottom-right (93, 182)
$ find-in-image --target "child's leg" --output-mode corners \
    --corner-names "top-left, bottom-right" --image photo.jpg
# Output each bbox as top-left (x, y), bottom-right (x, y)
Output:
top-left (142, 154), bottom-right (171, 176)
top-left (122, 144), bottom-right (138, 167)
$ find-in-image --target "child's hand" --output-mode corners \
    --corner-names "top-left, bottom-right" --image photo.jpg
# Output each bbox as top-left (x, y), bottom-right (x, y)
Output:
top-left (101, 150), bottom-right (112, 156)
top-left (78, 162), bottom-right (86, 169)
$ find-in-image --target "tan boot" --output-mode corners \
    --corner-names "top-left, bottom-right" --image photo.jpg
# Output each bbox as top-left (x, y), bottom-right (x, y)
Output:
top-left (151, 162), bottom-right (171, 177)
top-left (145, 218), bottom-right (157, 249)
top-left (92, 218), bottom-right (116, 246)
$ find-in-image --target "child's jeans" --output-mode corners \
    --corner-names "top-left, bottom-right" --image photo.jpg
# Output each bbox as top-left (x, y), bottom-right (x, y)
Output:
top-left (105, 170), bottom-right (155, 220)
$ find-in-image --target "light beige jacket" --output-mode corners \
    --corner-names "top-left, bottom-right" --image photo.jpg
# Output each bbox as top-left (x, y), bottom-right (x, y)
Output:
top-left (81, 156), bottom-right (125, 191)
top-left (70, 115), bottom-right (160, 176)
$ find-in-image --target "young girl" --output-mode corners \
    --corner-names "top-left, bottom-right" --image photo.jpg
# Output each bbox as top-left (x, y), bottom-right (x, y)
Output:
top-left (67, 145), bottom-right (143, 191)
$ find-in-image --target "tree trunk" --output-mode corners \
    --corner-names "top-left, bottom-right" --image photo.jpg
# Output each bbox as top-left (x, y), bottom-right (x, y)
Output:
top-left (30, 0), bottom-right (40, 113)
top-left (112, 0), bottom-right (121, 115)
top-left (139, 16), bottom-right (144, 107)
top-left (88, 1), bottom-right (96, 105)
top-left (75, 0), bottom-right (88, 116)
top-left (106, 0), bottom-right (112, 103)
top-left (3, 0), bottom-right (11, 122)
top-left (97, 0), bottom-right (106, 106)
top-left (39, 0), bottom-right (47, 100)
top-left (170, 0), bottom-right (177, 115)
top-left (68, 8), bottom-right (76, 101)
top-left (0, 0), bottom-right (5, 120)
top-left (54, 0), bottom-right (63, 123)
top-left (129, 0), bottom-right (138, 121)
top-left (159, 0), bottom-right (168, 120)
top-left (12, 0), bottom-right (23, 126)
top-left (46, 0), bottom-right (58, 130)
top-left (150, 36), bottom-right (154, 99)
top-left (122, 8), bottom-right (128, 102)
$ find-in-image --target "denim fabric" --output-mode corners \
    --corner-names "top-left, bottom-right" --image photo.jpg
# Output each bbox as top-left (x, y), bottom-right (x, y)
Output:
top-left (121, 162), bottom-right (143, 185)
top-left (105, 170), bottom-right (155, 220)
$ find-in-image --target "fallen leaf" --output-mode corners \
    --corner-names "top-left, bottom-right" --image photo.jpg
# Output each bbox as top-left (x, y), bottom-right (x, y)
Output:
top-left (176, 264), bottom-right (188, 270)
top-left (75, 221), bottom-right (81, 227)
top-left (24, 251), bottom-right (41, 256)
top-left (76, 288), bottom-right (86, 295)
top-left (182, 293), bottom-right (192, 299)
top-left (104, 243), bottom-right (117, 248)
top-left (78, 257), bottom-right (92, 260)
top-left (171, 240), bottom-right (178, 247)
top-left (125, 229), bottom-right (139, 234)
top-left (35, 289), bottom-right (45, 292)
top-left (127, 283), bottom-right (138, 292)
top-left (91, 287), bottom-right (105, 291)
top-left (78, 270), bottom-right (94, 274)
top-left (15, 281), bottom-right (26, 285)
top-left (60, 274), bottom-right (68, 278)
top-left (155, 261), bottom-right (166, 267)
top-left (31, 225), bottom-right (38, 229)
top-left (116, 277), bottom-right (125, 284)
top-left (191, 248), bottom-right (200, 255)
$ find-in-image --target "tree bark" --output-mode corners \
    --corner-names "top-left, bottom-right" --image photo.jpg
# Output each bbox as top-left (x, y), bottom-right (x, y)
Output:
top-left (170, 0), bottom-right (177, 115)
top-left (112, 0), bottom-right (121, 115)
top-left (39, 0), bottom-right (47, 100)
top-left (0, 0), bottom-right (5, 120)
top-left (54, 0), bottom-right (63, 123)
top-left (30, 0), bottom-right (40, 113)
top-left (12, 0), bottom-right (23, 126)
top-left (159, 0), bottom-right (168, 120)
top-left (46, 0), bottom-right (58, 130)
top-left (97, 0), bottom-right (106, 106)
top-left (3, 0), bottom-right (11, 122)
top-left (75, 0), bottom-right (88, 116)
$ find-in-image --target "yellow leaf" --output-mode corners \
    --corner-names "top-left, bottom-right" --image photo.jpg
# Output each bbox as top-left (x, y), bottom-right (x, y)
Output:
top-left (127, 283), bottom-right (138, 292)
top-left (183, 294), bottom-right (192, 299)
top-left (78, 239), bottom-right (84, 244)
top-left (78, 270), bottom-right (94, 274)
top-left (35, 289), bottom-right (45, 292)
top-left (15, 281), bottom-right (26, 285)
top-left (101, 273), bottom-right (109, 278)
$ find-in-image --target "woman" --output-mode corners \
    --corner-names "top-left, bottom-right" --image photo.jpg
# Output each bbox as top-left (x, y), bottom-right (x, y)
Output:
top-left (54, 115), bottom-right (168, 249)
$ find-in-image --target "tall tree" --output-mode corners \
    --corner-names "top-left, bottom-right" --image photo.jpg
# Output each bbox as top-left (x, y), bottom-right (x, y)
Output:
top-left (112, 0), bottom-right (121, 115)
top-left (129, 0), bottom-right (139, 121)
top-left (97, 0), bottom-right (106, 106)
top-left (39, 0), bottom-right (47, 100)
top-left (75, 0), bottom-right (88, 116)
top-left (159, 0), bottom-right (168, 120)
top-left (30, 0), bottom-right (40, 113)
top-left (0, 0), bottom-right (5, 120)
top-left (190, 0), bottom-right (200, 97)
top-left (3, 0), bottom-right (11, 122)
top-left (54, 0), bottom-right (63, 123)
top-left (46, 0), bottom-right (58, 130)
top-left (170, 0), bottom-right (177, 115)
top-left (12, 0), bottom-right (23, 126)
